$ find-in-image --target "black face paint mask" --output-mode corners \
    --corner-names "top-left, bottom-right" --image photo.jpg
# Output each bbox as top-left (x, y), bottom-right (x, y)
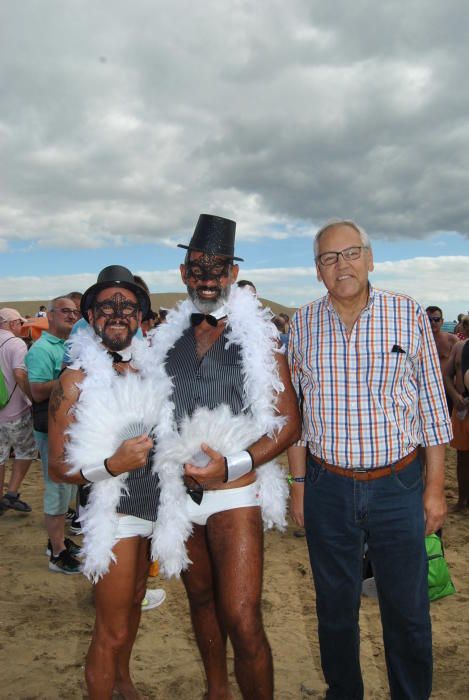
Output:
top-left (186, 254), bottom-right (231, 282)
top-left (93, 292), bottom-right (139, 320)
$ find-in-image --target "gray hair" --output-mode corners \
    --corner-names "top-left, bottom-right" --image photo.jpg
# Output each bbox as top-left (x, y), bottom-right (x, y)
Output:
top-left (47, 296), bottom-right (74, 312)
top-left (314, 219), bottom-right (372, 259)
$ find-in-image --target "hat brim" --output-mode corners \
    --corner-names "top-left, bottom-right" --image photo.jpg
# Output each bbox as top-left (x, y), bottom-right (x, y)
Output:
top-left (177, 244), bottom-right (244, 262)
top-left (80, 281), bottom-right (151, 323)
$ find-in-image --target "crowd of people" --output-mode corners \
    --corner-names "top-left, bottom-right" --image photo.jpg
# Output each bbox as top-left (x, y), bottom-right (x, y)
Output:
top-left (0, 215), bottom-right (467, 700)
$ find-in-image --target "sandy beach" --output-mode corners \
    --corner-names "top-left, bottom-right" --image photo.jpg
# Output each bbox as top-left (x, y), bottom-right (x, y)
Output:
top-left (1, 449), bottom-right (467, 699)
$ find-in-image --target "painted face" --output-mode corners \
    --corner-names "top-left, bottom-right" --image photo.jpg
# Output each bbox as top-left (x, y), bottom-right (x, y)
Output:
top-left (93, 293), bottom-right (139, 321)
top-left (90, 288), bottom-right (140, 351)
top-left (185, 253), bottom-right (232, 282)
top-left (181, 252), bottom-right (239, 313)
top-left (316, 224), bottom-right (373, 305)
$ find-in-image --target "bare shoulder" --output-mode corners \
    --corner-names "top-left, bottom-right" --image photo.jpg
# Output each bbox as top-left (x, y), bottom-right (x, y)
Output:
top-left (57, 368), bottom-right (84, 399)
top-left (49, 368), bottom-right (83, 422)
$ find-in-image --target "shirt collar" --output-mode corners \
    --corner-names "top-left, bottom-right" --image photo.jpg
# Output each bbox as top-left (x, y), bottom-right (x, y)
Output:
top-left (325, 283), bottom-right (375, 318)
top-left (42, 331), bottom-right (65, 344)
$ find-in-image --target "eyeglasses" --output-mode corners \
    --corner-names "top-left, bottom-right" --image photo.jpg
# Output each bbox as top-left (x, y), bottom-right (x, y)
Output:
top-left (51, 308), bottom-right (79, 316)
top-left (428, 316), bottom-right (442, 323)
top-left (317, 245), bottom-right (367, 267)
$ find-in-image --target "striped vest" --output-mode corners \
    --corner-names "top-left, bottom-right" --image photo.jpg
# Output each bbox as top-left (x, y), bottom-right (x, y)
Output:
top-left (165, 327), bottom-right (246, 426)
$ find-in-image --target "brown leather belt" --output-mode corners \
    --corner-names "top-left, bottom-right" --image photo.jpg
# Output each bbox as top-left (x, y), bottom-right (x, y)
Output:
top-left (312, 448), bottom-right (419, 481)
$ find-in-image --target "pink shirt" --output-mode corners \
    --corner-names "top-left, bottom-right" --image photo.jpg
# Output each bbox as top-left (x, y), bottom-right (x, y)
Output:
top-left (0, 329), bottom-right (31, 422)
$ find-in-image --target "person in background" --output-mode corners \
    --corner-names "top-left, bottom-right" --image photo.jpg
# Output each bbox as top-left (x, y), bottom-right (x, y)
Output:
top-left (426, 305), bottom-right (458, 414)
top-left (0, 308), bottom-right (36, 515)
top-left (443, 337), bottom-right (469, 512)
top-left (25, 296), bottom-right (81, 574)
top-left (236, 279), bottom-right (257, 295)
top-left (35, 305), bottom-right (47, 318)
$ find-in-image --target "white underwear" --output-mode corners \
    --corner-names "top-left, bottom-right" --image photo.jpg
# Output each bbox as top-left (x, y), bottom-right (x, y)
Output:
top-left (186, 481), bottom-right (260, 527)
top-left (115, 514), bottom-right (155, 539)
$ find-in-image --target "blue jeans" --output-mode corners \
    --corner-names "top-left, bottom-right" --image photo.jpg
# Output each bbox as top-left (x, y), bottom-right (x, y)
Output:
top-left (304, 453), bottom-right (431, 700)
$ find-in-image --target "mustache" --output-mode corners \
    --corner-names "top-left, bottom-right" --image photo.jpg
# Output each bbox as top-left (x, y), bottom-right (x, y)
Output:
top-left (103, 318), bottom-right (131, 328)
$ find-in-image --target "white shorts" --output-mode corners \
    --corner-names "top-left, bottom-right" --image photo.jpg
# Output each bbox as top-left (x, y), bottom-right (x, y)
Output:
top-left (186, 481), bottom-right (260, 527)
top-left (115, 514), bottom-right (155, 539)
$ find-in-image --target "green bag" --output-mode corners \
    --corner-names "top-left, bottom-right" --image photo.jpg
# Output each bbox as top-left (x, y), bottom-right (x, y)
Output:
top-left (425, 533), bottom-right (456, 602)
top-left (0, 369), bottom-right (9, 408)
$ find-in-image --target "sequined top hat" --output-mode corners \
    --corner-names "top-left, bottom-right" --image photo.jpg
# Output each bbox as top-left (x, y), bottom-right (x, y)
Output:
top-left (81, 265), bottom-right (151, 322)
top-left (178, 214), bottom-right (243, 261)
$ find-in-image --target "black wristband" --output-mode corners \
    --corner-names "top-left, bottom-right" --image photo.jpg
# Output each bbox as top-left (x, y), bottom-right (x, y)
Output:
top-left (104, 458), bottom-right (117, 477)
top-left (79, 469), bottom-right (91, 484)
top-left (223, 457), bottom-right (229, 483)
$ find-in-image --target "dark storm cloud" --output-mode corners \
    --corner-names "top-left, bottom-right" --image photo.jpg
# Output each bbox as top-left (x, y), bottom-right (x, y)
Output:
top-left (1, 0), bottom-right (469, 249)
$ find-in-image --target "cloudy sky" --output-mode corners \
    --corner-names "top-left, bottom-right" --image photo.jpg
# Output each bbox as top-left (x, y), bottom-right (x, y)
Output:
top-left (1, 0), bottom-right (468, 319)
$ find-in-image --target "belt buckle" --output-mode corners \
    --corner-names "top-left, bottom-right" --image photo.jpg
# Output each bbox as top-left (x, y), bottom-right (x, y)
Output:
top-left (352, 467), bottom-right (368, 479)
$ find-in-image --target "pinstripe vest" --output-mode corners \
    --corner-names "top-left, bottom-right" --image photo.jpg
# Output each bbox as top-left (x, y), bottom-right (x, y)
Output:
top-left (116, 455), bottom-right (159, 521)
top-left (166, 327), bottom-right (246, 426)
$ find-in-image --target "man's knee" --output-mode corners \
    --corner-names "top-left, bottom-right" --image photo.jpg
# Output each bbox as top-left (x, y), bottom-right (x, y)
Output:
top-left (94, 619), bottom-right (132, 653)
top-left (225, 604), bottom-right (265, 652)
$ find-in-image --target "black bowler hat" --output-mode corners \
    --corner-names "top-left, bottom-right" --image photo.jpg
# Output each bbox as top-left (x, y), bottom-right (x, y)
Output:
top-left (81, 265), bottom-right (151, 322)
top-left (177, 213), bottom-right (243, 262)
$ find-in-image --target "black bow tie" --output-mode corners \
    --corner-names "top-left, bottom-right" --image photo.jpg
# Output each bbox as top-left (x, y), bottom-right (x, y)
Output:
top-left (191, 313), bottom-right (221, 327)
top-left (108, 351), bottom-right (130, 364)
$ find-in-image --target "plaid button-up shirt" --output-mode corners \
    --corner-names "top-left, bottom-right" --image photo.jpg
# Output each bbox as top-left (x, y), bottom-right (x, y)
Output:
top-left (287, 285), bottom-right (452, 469)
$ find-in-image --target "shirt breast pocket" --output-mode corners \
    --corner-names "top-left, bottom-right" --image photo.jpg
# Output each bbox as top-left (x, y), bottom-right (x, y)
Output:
top-left (367, 351), bottom-right (409, 395)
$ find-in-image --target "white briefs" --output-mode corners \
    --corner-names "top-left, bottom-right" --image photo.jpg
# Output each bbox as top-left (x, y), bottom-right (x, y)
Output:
top-left (115, 514), bottom-right (155, 539)
top-left (186, 481), bottom-right (260, 526)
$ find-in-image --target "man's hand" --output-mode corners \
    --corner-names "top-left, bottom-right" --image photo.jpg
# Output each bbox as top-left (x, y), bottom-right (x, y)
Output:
top-left (289, 483), bottom-right (304, 527)
top-left (423, 486), bottom-right (447, 535)
top-left (422, 443), bottom-right (447, 535)
top-left (184, 443), bottom-right (226, 487)
top-left (107, 434), bottom-right (154, 475)
top-left (453, 392), bottom-right (468, 412)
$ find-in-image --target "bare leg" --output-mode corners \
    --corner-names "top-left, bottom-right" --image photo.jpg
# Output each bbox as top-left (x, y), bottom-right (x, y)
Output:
top-left (85, 536), bottom-right (148, 700)
top-left (115, 539), bottom-right (149, 699)
top-left (44, 513), bottom-right (67, 555)
top-left (452, 450), bottom-right (469, 510)
top-left (208, 507), bottom-right (273, 700)
top-left (182, 525), bottom-right (233, 700)
top-left (7, 458), bottom-right (32, 493)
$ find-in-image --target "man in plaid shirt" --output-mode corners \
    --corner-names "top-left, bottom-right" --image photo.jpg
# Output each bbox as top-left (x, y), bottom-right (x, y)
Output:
top-left (288, 220), bottom-right (451, 700)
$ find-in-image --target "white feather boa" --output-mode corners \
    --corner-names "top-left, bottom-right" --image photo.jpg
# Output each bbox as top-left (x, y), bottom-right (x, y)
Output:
top-left (149, 286), bottom-right (289, 578)
top-left (65, 326), bottom-right (173, 582)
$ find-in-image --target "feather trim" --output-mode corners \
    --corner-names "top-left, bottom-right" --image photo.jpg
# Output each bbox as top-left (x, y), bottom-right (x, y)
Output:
top-left (65, 327), bottom-right (173, 582)
top-left (149, 287), bottom-right (289, 578)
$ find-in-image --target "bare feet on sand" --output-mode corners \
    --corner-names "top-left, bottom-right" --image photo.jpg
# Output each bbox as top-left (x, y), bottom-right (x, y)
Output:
top-left (113, 680), bottom-right (145, 699)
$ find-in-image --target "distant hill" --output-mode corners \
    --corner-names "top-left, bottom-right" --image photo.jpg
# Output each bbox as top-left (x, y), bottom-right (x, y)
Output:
top-left (0, 293), bottom-right (297, 319)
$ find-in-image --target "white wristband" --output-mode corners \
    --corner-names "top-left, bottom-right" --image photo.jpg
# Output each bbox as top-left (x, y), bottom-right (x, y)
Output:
top-left (80, 460), bottom-right (115, 483)
top-left (225, 450), bottom-right (253, 482)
